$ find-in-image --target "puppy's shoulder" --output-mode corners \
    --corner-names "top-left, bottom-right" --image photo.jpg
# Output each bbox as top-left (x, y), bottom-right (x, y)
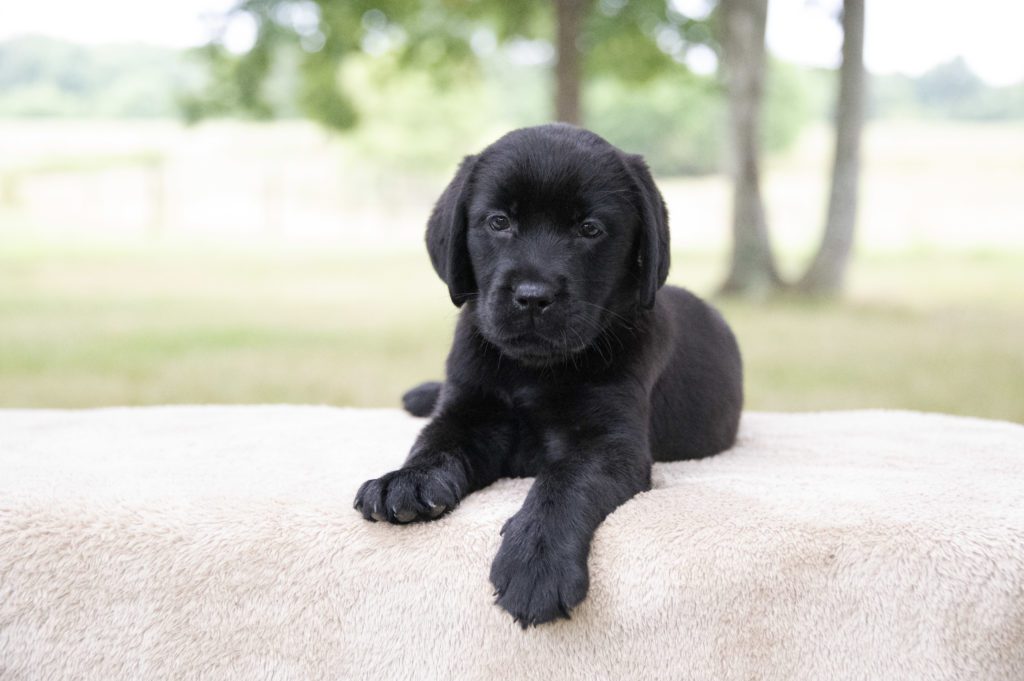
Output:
top-left (653, 285), bottom-right (730, 333)
top-left (654, 284), bottom-right (706, 314)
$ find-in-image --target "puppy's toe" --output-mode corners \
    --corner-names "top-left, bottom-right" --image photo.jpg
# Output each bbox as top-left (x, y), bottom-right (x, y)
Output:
top-left (418, 471), bottom-right (461, 514)
top-left (353, 478), bottom-right (386, 522)
top-left (393, 508), bottom-right (417, 523)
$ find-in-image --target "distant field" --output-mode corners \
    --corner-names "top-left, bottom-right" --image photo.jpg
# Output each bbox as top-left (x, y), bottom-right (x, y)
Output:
top-left (2, 119), bottom-right (1023, 253)
top-left (1, 119), bottom-right (1022, 421)
top-left (1, 241), bottom-right (1021, 422)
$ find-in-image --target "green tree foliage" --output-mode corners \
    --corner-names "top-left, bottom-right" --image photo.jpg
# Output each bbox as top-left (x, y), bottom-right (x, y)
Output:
top-left (587, 73), bottom-right (727, 174)
top-left (0, 36), bottom-right (193, 117)
top-left (182, 0), bottom-right (785, 174)
top-left (185, 0), bottom-right (707, 129)
top-left (0, 31), bottom-right (815, 176)
top-left (586, 58), bottom-right (808, 175)
top-left (183, 0), bottom-right (540, 129)
top-left (870, 56), bottom-right (1024, 121)
top-left (917, 55), bottom-right (1024, 120)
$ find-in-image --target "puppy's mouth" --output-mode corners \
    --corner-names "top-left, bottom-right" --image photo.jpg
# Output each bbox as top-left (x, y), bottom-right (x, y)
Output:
top-left (491, 330), bottom-right (588, 366)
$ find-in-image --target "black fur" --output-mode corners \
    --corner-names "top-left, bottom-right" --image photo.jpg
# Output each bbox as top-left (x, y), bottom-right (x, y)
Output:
top-left (355, 124), bottom-right (743, 627)
top-left (401, 381), bottom-right (442, 417)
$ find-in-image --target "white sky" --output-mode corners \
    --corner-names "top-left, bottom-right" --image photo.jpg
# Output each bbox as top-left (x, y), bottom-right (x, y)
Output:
top-left (1, 0), bottom-right (1021, 85)
top-left (766, 0), bottom-right (1024, 85)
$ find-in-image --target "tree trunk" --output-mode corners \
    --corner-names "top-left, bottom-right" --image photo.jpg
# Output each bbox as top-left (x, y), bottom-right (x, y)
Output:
top-left (797, 0), bottom-right (866, 295)
top-left (718, 0), bottom-right (781, 296)
top-left (554, 0), bottom-right (587, 125)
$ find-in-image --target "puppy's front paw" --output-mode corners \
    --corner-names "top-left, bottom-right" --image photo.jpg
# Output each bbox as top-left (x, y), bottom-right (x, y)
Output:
top-left (489, 514), bottom-right (589, 628)
top-left (353, 464), bottom-right (466, 524)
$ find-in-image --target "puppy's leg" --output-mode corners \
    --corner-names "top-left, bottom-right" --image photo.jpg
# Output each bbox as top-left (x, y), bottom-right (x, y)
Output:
top-left (489, 426), bottom-right (651, 627)
top-left (354, 395), bottom-right (511, 524)
top-left (401, 380), bottom-right (442, 417)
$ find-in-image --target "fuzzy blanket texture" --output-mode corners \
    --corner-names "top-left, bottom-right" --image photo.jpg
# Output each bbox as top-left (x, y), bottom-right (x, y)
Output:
top-left (1, 406), bottom-right (1022, 681)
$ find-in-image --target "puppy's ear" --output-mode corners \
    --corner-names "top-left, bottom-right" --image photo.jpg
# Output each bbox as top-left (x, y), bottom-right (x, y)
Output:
top-left (426, 154), bottom-right (478, 306)
top-left (623, 153), bottom-right (670, 309)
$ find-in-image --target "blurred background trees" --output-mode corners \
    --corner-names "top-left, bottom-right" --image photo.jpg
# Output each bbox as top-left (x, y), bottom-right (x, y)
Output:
top-left (184, 0), bottom-right (841, 295)
top-left (5, 1), bottom-right (1021, 181)
top-left (109, 0), bottom-right (988, 297)
top-left (796, 0), bottom-right (863, 295)
top-left (182, 0), bottom-right (718, 145)
top-left (1, 0), bottom-right (1022, 418)
top-left (717, 0), bottom-right (779, 294)
top-left (718, 0), bottom-right (864, 296)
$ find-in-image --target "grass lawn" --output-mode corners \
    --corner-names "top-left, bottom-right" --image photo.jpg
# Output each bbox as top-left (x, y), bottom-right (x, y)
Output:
top-left (1, 240), bottom-right (1021, 423)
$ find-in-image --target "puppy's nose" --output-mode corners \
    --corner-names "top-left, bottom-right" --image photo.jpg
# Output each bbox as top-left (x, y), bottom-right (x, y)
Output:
top-left (513, 282), bottom-right (554, 312)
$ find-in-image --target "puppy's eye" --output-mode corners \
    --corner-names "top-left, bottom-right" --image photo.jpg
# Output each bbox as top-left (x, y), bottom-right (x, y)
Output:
top-left (488, 215), bottom-right (511, 232)
top-left (578, 221), bottom-right (603, 239)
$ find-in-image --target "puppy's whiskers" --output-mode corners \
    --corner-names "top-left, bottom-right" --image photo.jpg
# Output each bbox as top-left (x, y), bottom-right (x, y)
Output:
top-left (574, 300), bottom-right (637, 332)
top-left (572, 314), bottom-right (628, 368)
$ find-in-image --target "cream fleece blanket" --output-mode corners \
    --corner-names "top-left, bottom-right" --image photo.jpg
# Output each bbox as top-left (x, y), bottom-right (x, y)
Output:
top-left (1, 407), bottom-right (1022, 681)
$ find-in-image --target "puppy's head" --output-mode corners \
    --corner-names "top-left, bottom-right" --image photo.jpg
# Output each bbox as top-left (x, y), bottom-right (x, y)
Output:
top-left (426, 124), bottom-right (669, 366)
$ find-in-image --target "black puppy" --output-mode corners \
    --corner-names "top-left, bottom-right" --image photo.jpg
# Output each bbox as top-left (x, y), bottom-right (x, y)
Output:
top-left (355, 124), bottom-right (743, 627)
